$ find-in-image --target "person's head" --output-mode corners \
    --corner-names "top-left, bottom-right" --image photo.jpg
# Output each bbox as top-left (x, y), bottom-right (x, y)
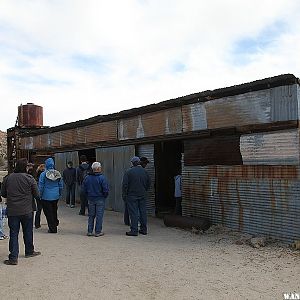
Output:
top-left (14, 158), bottom-right (28, 173)
top-left (131, 156), bottom-right (140, 167)
top-left (80, 155), bottom-right (87, 163)
top-left (67, 161), bottom-right (73, 168)
top-left (36, 164), bottom-right (45, 173)
top-left (91, 162), bottom-right (102, 173)
top-left (26, 162), bottom-right (35, 175)
top-left (140, 157), bottom-right (149, 168)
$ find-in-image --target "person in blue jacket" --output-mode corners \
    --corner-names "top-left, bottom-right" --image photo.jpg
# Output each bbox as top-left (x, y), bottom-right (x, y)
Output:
top-left (38, 158), bottom-right (63, 233)
top-left (83, 162), bottom-right (109, 237)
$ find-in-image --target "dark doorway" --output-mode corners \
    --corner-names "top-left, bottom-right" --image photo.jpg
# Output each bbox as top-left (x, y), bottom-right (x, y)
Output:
top-left (154, 140), bottom-right (183, 217)
top-left (78, 148), bottom-right (96, 165)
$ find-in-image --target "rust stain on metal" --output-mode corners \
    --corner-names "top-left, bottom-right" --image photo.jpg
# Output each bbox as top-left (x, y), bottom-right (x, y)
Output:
top-left (235, 180), bottom-right (244, 231)
top-left (269, 181), bottom-right (276, 211)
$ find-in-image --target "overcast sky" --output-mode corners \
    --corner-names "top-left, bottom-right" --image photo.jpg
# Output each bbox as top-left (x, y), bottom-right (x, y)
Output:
top-left (0, 0), bottom-right (300, 131)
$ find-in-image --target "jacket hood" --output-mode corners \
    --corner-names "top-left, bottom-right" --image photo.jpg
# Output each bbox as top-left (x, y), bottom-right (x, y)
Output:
top-left (46, 169), bottom-right (62, 181)
top-left (80, 163), bottom-right (90, 170)
top-left (45, 158), bottom-right (55, 170)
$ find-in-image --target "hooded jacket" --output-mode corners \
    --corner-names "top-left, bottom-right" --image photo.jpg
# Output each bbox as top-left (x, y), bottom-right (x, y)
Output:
top-left (39, 158), bottom-right (63, 201)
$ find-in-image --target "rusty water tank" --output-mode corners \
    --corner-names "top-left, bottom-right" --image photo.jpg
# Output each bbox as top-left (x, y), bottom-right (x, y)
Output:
top-left (18, 103), bottom-right (43, 128)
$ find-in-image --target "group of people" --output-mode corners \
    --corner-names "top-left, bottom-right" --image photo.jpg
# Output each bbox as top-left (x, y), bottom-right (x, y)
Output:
top-left (0, 154), bottom-right (152, 265)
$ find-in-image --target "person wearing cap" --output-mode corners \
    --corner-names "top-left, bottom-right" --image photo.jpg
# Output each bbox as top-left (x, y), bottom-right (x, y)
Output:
top-left (122, 156), bottom-right (151, 236)
top-left (123, 156), bottom-right (150, 226)
top-left (83, 162), bottom-right (109, 237)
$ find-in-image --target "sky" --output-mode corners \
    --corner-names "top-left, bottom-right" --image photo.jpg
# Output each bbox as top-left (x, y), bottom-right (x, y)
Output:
top-left (0, 0), bottom-right (300, 131)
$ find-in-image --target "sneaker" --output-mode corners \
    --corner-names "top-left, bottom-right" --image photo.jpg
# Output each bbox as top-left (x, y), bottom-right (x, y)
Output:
top-left (126, 231), bottom-right (138, 236)
top-left (87, 232), bottom-right (93, 236)
top-left (95, 232), bottom-right (104, 237)
top-left (4, 259), bottom-right (18, 265)
top-left (70, 205), bottom-right (75, 208)
top-left (139, 230), bottom-right (147, 235)
top-left (66, 204), bottom-right (70, 207)
top-left (0, 236), bottom-right (4, 240)
top-left (25, 251), bottom-right (41, 258)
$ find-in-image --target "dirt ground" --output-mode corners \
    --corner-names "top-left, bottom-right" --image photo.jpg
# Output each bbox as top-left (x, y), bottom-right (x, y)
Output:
top-left (0, 204), bottom-right (299, 300)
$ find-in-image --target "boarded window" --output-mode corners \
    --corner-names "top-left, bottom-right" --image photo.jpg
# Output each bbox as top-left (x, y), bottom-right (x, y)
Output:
top-left (184, 136), bottom-right (242, 166)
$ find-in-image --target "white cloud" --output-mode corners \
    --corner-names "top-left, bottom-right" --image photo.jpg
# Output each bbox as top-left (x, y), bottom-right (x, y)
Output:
top-left (0, 0), bottom-right (300, 130)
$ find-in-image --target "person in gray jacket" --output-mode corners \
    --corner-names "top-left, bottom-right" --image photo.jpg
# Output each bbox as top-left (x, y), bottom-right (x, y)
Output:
top-left (122, 156), bottom-right (151, 236)
top-left (1, 158), bottom-right (41, 265)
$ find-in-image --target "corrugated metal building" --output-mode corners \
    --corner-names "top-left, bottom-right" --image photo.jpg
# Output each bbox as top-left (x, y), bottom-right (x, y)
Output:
top-left (8, 74), bottom-right (300, 243)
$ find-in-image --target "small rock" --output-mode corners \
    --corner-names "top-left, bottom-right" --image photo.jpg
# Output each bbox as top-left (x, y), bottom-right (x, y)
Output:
top-left (250, 237), bottom-right (267, 248)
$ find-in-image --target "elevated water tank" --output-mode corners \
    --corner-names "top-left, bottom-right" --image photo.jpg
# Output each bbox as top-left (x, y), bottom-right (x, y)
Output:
top-left (18, 103), bottom-right (43, 128)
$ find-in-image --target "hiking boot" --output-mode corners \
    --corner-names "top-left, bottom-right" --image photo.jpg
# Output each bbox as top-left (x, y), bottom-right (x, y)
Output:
top-left (95, 232), bottom-right (104, 237)
top-left (126, 231), bottom-right (138, 236)
top-left (87, 232), bottom-right (93, 236)
top-left (4, 259), bottom-right (18, 265)
top-left (25, 251), bottom-right (41, 258)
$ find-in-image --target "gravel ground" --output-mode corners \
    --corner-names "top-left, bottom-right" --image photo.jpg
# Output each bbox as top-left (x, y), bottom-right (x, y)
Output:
top-left (0, 204), bottom-right (299, 300)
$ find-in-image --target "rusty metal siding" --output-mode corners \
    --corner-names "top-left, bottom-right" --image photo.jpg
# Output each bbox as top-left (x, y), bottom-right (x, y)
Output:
top-left (205, 89), bottom-right (271, 129)
top-left (85, 121), bottom-right (117, 143)
top-left (137, 144), bottom-right (155, 216)
top-left (182, 102), bottom-right (207, 132)
top-left (50, 132), bottom-right (61, 148)
top-left (182, 165), bottom-right (300, 243)
top-left (96, 145), bottom-right (135, 212)
top-left (118, 108), bottom-right (182, 140)
top-left (240, 129), bottom-right (299, 165)
top-left (60, 129), bottom-right (76, 147)
top-left (270, 85), bottom-right (298, 122)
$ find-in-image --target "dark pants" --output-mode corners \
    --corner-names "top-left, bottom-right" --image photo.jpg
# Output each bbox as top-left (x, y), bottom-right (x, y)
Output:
top-left (88, 199), bottom-right (105, 234)
top-left (175, 197), bottom-right (182, 215)
top-left (127, 197), bottom-right (147, 234)
top-left (42, 200), bottom-right (59, 233)
top-left (34, 199), bottom-right (43, 228)
top-left (79, 187), bottom-right (88, 215)
top-left (66, 183), bottom-right (76, 206)
top-left (8, 213), bottom-right (34, 261)
top-left (124, 202), bottom-right (130, 225)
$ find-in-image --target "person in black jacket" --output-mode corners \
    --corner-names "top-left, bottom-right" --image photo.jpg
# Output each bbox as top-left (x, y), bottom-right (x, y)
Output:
top-left (1, 158), bottom-right (41, 265)
top-left (63, 161), bottom-right (76, 208)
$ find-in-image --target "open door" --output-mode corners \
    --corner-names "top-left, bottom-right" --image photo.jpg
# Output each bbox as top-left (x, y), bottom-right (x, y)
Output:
top-left (96, 145), bottom-right (135, 212)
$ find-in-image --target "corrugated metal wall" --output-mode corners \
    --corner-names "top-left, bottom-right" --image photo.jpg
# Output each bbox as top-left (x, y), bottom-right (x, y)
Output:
top-left (137, 144), bottom-right (156, 216)
top-left (182, 165), bottom-right (300, 243)
top-left (118, 108), bottom-right (182, 140)
top-left (54, 151), bottom-right (80, 200)
top-left (240, 129), bottom-right (299, 165)
top-left (96, 145), bottom-right (134, 212)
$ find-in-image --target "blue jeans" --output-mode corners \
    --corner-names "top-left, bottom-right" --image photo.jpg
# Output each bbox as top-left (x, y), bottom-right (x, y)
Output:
top-left (127, 197), bottom-right (147, 234)
top-left (88, 199), bottom-right (105, 234)
top-left (8, 213), bottom-right (34, 261)
top-left (66, 183), bottom-right (76, 206)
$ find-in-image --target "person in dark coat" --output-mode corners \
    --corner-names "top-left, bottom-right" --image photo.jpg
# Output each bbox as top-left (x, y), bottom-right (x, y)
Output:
top-left (122, 156), bottom-right (151, 236)
top-left (77, 155), bottom-right (91, 216)
top-left (1, 158), bottom-right (41, 265)
top-left (34, 164), bottom-right (45, 229)
top-left (123, 156), bottom-right (150, 226)
top-left (63, 161), bottom-right (76, 208)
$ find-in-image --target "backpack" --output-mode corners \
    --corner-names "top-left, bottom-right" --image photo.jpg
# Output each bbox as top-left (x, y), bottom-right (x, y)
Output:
top-left (78, 164), bottom-right (91, 184)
